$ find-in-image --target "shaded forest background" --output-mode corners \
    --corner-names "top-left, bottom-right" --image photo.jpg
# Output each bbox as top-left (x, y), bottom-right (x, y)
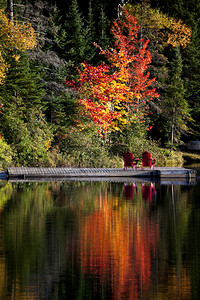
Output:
top-left (0, 0), bottom-right (200, 168)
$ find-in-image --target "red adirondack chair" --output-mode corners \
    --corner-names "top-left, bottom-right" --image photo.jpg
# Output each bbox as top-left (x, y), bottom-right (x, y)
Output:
top-left (141, 151), bottom-right (156, 170)
top-left (123, 152), bottom-right (139, 170)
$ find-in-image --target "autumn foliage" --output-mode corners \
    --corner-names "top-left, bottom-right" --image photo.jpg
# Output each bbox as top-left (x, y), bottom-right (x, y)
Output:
top-left (66, 62), bottom-right (128, 132)
top-left (66, 10), bottom-right (159, 133)
top-left (0, 9), bottom-right (37, 84)
top-left (126, 4), bottom-right (191, 48)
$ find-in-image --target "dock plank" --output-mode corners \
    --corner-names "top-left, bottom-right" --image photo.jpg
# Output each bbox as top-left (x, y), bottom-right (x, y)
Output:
top-left (6, 167), bottom-right (196, 181)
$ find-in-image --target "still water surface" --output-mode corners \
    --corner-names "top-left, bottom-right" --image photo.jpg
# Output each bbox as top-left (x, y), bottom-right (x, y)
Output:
top-left (0, 174), bottom-right (200, 299)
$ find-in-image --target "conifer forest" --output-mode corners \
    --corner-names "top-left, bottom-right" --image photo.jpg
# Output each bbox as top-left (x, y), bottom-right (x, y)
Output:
top-left (0, 0), bottom-right (199, 168)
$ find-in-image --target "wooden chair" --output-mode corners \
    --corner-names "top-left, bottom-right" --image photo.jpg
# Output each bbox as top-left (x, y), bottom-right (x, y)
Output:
top-left (123, 152), bottom-right (139, 170)
top-left (141, 151), bottom-right (156, 170)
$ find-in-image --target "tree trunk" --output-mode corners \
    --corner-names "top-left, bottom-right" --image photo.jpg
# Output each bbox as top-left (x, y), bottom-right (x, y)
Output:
top-left (171, 107), bottom-right (175, 152)
top-left (140, 0), bottom-right (143, 45)
top-left (7, 0), bottom-right (14, 22)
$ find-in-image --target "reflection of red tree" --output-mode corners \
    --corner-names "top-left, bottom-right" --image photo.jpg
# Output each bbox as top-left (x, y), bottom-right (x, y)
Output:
top-left (133, 213), bottom-right (158, 285)
top-left (79, 196), bottom-right (159, 299)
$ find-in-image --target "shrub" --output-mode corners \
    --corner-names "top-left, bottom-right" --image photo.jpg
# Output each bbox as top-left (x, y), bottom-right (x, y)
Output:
top-left (0, 136), bottom-right (13, 170)
top-left (52, 125), bottom-right (124, 168)
top-left (1, 108), bottom-right (53, 166)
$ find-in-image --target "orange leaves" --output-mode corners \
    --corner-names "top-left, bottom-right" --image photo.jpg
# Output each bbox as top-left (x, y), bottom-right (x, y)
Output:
top-left (98, 11), bottom-right (158, 95)
top-left (67, 61), bottom-right (130, 133)
top-left (165, 18), bottom-right (191, 48)
top-left (103, 10), bottom-right (159, 118)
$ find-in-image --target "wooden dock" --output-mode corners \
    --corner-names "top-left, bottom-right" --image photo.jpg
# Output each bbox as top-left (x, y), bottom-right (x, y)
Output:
top-left (5, 167), bottom-right (196, 183)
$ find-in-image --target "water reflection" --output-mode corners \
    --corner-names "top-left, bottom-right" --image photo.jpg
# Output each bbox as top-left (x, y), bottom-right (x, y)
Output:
top-left (123, 182), bottom-right (138, 199)
top-left (0, 179), bottom-right (199, 299)
top-left (79, 182), bottom-right (159, 299)
top-left (123, 182), bottom-right (157, 205)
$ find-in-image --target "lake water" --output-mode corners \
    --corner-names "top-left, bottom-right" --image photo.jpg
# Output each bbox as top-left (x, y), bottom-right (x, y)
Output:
top-left (0, 171), bottom-right (200, 299)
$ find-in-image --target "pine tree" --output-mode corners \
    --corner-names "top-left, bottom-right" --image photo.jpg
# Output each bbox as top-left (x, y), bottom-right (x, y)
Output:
top-left (98, 5), bottom-right (109, 49)
top-left (14, 1), bottom-right (73, 124)
top-left (0, 52), bottom-right (53, 166)
top-left (164, 46), bottom-right (191, 150)
top-left (149, 0), bottom-right (200, 140)
top-left (0, 0), bottom-right (6, 9)
top-left (61, 0), bottom-right (89, 64)
top-left (182, 8), bottom-right (200, 139)
top-left (87, 0), bottom-right (95, 40)
top-left (183, 29), bottom-right (200, 138)
top-left (0, 51), bottom-right (45, 111)
top-left (150, 0), bottom-right (185, 19)
top-left (85, 0), bottom-right (96, 61)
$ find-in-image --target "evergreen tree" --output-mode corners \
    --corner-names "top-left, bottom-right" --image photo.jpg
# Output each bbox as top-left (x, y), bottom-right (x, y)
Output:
top-left (163, 46), bottom-right (191, 150)
top-left (87, 0), bottom-right (95, 40)
top-left (98, 5), bottom-right (109, 49)
top-left (181, 3), bottom-right (200, 139)
top-left (55, 0), bottom-right (120, 22)
top-left (0, 52), bottom-right (45, 110)
top-left (14, 0), bottom-right (74, 124)
top-left (183, 22), bottom-right (200, 139)
top-left (85, 0), bottom-right (96, 61)
top-left (0, 0), bottom-right (6, 8)
top-left (0, 52), bottom-right (53, 165)
top-left (150, 0), bottom-right (200, 140)
top-left (150, 0), bottom-right (185, 18)
top-left (60, 0), bottom-right (89, 64)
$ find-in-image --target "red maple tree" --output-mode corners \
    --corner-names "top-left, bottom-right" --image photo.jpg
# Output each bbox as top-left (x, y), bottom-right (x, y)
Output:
top-left (66, 10), bottom-right (159, 133)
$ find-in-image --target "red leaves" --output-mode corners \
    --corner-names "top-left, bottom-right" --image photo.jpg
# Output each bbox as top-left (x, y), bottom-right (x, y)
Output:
top-left (67, 62), bottom-right (125, 133)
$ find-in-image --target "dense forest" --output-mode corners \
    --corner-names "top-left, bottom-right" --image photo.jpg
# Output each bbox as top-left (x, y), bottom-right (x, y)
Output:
top-left (0, 0), bottom-right (199, 168)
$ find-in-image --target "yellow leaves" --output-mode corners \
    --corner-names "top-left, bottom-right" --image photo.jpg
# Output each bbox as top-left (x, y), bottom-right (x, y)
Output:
top-left (11, 23), bottom-right (37, 51)
top-left (0, 9), bottom-right (37, 84)
top-left (126, 4), bottom-right (191, 48)
top-left (12, 54), bottom-right (21, 61)
top-left (153, 8), bottom-right (191, 47)
top-left (0, 9), bottom-right (37, 52)
top-left (45, 140), bottom-right (51, 150)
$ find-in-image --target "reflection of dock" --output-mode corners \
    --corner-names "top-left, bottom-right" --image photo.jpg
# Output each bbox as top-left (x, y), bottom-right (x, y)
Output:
top-left (5, 167), bottom-right (196, 182)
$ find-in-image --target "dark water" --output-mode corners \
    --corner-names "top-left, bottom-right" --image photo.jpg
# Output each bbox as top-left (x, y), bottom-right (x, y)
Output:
top-left (0, 175), bottom-right (200, 299)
